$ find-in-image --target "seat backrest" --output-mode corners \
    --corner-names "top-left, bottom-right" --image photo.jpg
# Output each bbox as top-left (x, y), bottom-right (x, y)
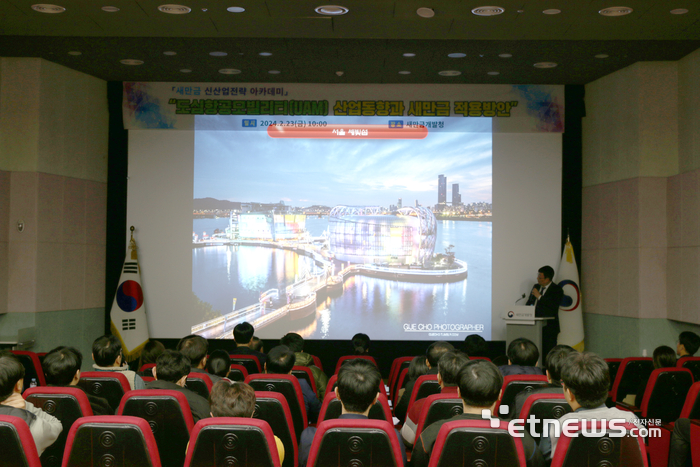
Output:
top-left (678, 357), bottom-right (700, 383)
top-left (62, 415), bottom-right (162, 467)
top-left (254, 391), bottom-right (298, 467)
top-left (0, 415), bottom-right (43, 467)
top-left (605, 358), bottom-right (623, 392)
top-left (11, 350), bottom-right (46, 389)
top-left (23, 386), bottom-right (94, 467)
top-left (78, 371), bottom-right (131, 412)
top-left (230, 355), bottom-right (262, 374)
top-left (139, 363), bottom-right (156, 373)
top-left (640, 367), bottom-right (694, 422)
top-left (388, 357), bottom-right (414, 390)
top-left (245, 374), bottom-right (308, 438)
top-left (611, 357), bottom-right (654, 402)
top-left (334, 355), bottom-right (378, 374)
top-left (392, 367), bottom-right (410, 404)
top-left (118, 390), bottom-right (194, 467)
top-left (327, 374), bottom-right (338, 392)
top-left (184, 418), bottom-right (281, 467)
top-left (518, 393), bottom-right (572, 438)
top-left (551, 421), bottom-right (648, 467)
top-left (428, 419), bottom-right (526, 467)
top-left (469, 356), bottom-right (492, 361)
top-left (406, 375), bottom-right (441, 417)
top-left (317, 391), bottom-right (392, 423)
top-left (186, 373), bottom-right (213, 399)
top-left (680, 381), bottom-right (700, 419)
top-left (414, 394), bottom-right (464, 441)
top-left (311, 355), bottom-right (324, 372)
top-left (690, 420), bottom-right (700, 466)
top-left (495, 375), bottom-right (549, 418)
top-left (227, 364), bottom-right (248, 382)
top-left (292, 366), bottom-right (317, 395)
top-left (307, 418), bottom-right (403, 467)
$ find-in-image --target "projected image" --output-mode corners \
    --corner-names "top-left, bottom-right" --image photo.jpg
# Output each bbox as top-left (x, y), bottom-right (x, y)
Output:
top-left (191, 116), bottom-right (492, 340)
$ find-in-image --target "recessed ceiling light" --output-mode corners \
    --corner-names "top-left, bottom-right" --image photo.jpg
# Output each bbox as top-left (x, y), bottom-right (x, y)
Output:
top-left (227, 6), bottom-right (245, 13)
top-left (398, 71), bottom-right (411, 75)
top-left (670, 8), bottom-right (689, 15)
top-left (487, 71), bottom-right (500, 75)
top-left (438, 70), bottom-right (461, 76)
top-left (543, 9), bottom-right (561, 15)
top-left (403, 53), bottom-right (416, 57)
top-left (595, 54), bottom-right (609, 59)
top-left (498, 53), bottom-right (512, 58)
top-left (534, 62), bottom-right (557, 68)
top-left (180, 69), bottom-right (192, 73)
top-left (268, 70), bottom-right (281, 74)
top-left (101, 5), bottom-right (119, 12)
top-left (471, 6), bottom-right (505, 16)
top-left (120, 59), bottom-right (144, 65)
top-left (219, 68), bottom-right (241, 74)
top-left (157, 4), bottom-right (191, 14)
top-left (448, 53), bottom-right (466, 58)
top-left (68, 51), bottom-right (82, 56)
top-left (210, 51), bottom-right (228, 57)
top-left (598, 6), bottom-right (633, 16)
top-left (416, 7), bottom-right (435, 18)
top-left (315, 5), bottom-right (349, 15)
top-left (259, 52), bottom-right (273, 57)
top-left (163, 51), bottom-right (177, 56)
top-left (31, 4), bottom-right (66, 13)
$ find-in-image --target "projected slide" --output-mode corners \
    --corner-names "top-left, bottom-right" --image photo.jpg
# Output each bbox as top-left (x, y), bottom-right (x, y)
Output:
top-left (191, 116), bottom-right (492, 340)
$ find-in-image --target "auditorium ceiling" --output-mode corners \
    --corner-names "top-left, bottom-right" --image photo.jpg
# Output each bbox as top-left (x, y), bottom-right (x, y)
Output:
top-left (1, 0), bottom-right (699, 83)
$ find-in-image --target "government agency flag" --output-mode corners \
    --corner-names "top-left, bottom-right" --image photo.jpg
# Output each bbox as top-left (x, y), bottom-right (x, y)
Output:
top-left (555, 236), bottom-right (585, 351)
top-left (110, 229), bottom-right (150, 361)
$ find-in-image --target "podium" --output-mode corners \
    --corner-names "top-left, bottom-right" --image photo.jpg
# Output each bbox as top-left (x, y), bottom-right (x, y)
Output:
top-left (503, 306), bottom-right (555, 367)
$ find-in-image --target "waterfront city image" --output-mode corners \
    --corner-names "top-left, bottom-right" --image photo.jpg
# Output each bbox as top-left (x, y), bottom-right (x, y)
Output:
top-left (191, 117), bottom-right (492, 340)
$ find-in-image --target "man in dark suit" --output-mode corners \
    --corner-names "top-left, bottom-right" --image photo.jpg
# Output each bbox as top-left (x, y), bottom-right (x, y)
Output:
top-left (525, 265), bottom-right (564, 358)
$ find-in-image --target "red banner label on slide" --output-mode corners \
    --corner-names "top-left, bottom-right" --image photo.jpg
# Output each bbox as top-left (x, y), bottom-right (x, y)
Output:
top-left (266, 124), bottom-right (428, 139)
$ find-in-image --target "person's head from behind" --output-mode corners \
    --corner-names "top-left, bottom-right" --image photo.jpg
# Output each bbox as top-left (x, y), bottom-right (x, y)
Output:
top-left (653, 345), bottom-right (677, 369)
top-left (464, 334), bottom-right (487, 357)
top-left (538, 265), bottom-right (555, 286)
top-left (43, 346), bottom-right (83, 386)
top-left (352, 333), bottom-right (370, 355)
top-left (92, 334), bottom-right (123, 367)
top-left (207, 349), bottom-right (232, 378)
top-left (408, 355), bottom-right (429, 381)
top-left (507, 338), bottom-right (539, 367)
top-left (678, 331), bottom-right (700, 357)
top-left (560, 352), bottom-right (609, 410)
top-left (280, 333), bottom-right (304, 353)
top-left (438, 351), bottom-right (471, 387)
top-left (177, 335), bottom-right (208, 369)
top-left (209, 381), bottom-right (256, 417)
top-left (233, 322), bottom-right (255, 346)
top-left (0, 354), bottom-right (25, 402)
top-left (154, 350), bottom-right (191, 386)
top-left (139, 340), bottom-right (165, 367)
top-left (426, 341), bottom-right (455, 368)
top-left (336, 359), bottom-right (382, 415)
top-left (250, 337), bottom-right (264, 353)
top-left (544, 345), bottom-right (576, 384)
top-left (457, 360), bottom-right (503, 412)
top-left (265, 345), bottom-right (295, 374)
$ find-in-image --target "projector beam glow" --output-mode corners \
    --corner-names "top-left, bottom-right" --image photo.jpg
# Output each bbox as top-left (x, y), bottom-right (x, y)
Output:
top-left (266, 124), bottom-right (428, 139)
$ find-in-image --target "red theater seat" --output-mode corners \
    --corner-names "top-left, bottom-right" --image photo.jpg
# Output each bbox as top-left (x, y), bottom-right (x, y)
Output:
top-left (0, 415), bottom-right (43, 467)
top-left (292, 366), bottom-right (317, 396)
top-left (229, 354), bottom-right (262, 375)
top-left (678, 357), bottom-right (700, 382)
top-left (139, 363), bottom-right (156, 373)
top-left (469, 356), bottom-right (492, 361)
top-left (550, 421), bottom-right (648, 467)
top-left (617, 367), bottom-right (693, 422)
top-left (494, 374), bottom-right (549, 419)
top-left (413, 393), bottom-right (464, 442)
top-left (11, 350), bottom-right (46, 388)
top-left (605, 358), bottom-right (623, 394)
top-left (388, 357), bottom-right (414, 391)
top-left (518, 393), bottom-right (572, 438)
top-left (317, 391), bottom-right (392, 423)
top-left (405, 375), bottom-right (441, 420)
top-left (311, 355), bottom-right (324, 372)
top-left (334, 355), bottom-right (378, 374)
top-left (79, 371), bottom-right (131, 412)
top-left (186, 372), bottom-right (213, 399)
top-left (246, 374), bottom-right (308, 440)
top-left (392, 367), bottom-right (410, 404)
top-left (610, 357), bottom-right (654, 403)
top-left (227, 364), bottom-right (248, 382)
top-left (253, 391), bottom-right (298, 467)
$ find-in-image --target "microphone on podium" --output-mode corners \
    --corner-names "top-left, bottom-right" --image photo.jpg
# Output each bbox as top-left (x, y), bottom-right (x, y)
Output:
top-left (515, 293), bottom-right (526, 304)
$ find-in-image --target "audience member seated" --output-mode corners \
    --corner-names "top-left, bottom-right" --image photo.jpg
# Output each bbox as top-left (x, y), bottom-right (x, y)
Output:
top-left (401, 351), bottom-right (470, 446)
top-left (178, 334), bottom-right (222, 385)
top-left (631, 345), bottom-right (676, 408)
top-left (266, 345), bottom-right (321, 423)
top-left (299, 359), bottom-right (406, 467)
top-left (351, 333), bottom-right (371, 356)
top-left (410, 360), bottom-right (543, 467)
top-left (0, 351), bottom-right (63, 456)
top-left (498, 338), bottom-right (544, 376)
top-left (92, 334), bottom-right (145, 390)
top-left (250, 336), bottom-right (264, 353)
top-left (233, 322), bottom-right (267, 366)
top-left (395, 341), bottom-right (454, 423)
top-left (148, 350), bottom-right (211, 423)
top-left (42, 346), bottom-right (113, 415)
top-left (539, 351), bottom-right (637, 460)
top-left (137, 340), bottom-right (165, 377)
top-left (512, 345), bottom-right (575, 419)
top-left (208, 380), bottom-right (285, 464)
top-left (492, 355), bottom-right (509, 367)
top-left (464, 334), bottom-right (488, 358)
top-left (397, 356), bottom-right (430, 402)
top-left (668, 418), bottom-right (693, 467)
top-left (206, 349), bottom-right (232, 381)
top-left (677, 331), bottom-right (700, 358)
top-left (281, 333), bottom-right (328, 400)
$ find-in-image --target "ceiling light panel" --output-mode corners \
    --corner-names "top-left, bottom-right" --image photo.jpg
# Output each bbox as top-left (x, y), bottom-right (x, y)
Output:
top-left (31, 4), bottom-right (66, 13)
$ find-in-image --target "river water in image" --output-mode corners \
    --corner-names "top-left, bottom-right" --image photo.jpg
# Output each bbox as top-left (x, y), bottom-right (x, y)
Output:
top-left (192, 216), bottom-right (492, 340)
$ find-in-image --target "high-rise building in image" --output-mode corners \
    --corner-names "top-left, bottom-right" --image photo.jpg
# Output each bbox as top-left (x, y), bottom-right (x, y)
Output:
top-left (438, 175), bottom-right (447, 205)
top-left (452, 184), bottom-right (461, 206)
top-left (398, 198), bottom-right (402, 208)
